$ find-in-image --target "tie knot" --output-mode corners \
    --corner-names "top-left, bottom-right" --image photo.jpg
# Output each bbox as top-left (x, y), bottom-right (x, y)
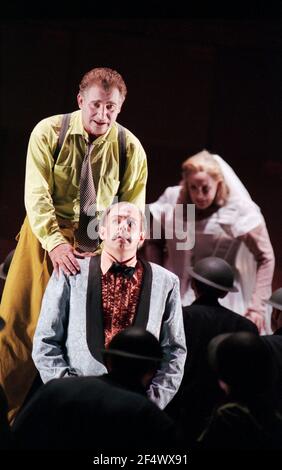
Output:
top-left (109, 262), bottom-right (135, 279)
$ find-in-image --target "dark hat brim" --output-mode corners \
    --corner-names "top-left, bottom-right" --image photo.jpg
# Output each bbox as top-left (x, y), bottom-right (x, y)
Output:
top-left (100, 348), bottom-right (162, 362)
top-left (265, 299), bottom-right (282, 311)
top-left (187, 266), bottom-right (238, 292)
top-left (0, 263), bottom-right (7, 280)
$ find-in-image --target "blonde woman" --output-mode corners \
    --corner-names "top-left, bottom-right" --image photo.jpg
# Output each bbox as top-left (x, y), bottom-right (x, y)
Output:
top-left (146, 150), bottom-right (275, 334)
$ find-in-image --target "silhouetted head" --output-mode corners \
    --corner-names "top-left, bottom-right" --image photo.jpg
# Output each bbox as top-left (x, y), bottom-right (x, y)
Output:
top-left (101, 327), bottom-right (163, 387)
top-left (208, 332), bottom-right (275, 399)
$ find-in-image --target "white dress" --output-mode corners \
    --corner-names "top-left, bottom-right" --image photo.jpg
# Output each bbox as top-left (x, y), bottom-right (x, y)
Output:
top-left (149, 156), bottom-right (275, 333)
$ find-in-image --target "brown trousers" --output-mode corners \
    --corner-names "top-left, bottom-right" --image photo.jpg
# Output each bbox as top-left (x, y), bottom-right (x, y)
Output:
top-left (0, 216), bottom-right (75, 422)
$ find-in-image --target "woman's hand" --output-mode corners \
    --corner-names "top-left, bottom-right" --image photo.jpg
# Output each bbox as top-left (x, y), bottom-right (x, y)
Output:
top-left (245, 309), bottom-right (265, 334)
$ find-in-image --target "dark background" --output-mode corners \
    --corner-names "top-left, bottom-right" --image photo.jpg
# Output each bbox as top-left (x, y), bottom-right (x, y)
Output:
top-left (1, 2), bottom-right (282, 295)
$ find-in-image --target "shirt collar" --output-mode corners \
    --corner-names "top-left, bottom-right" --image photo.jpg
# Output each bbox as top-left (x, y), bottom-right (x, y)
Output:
top-left (101, 249), bottom-right (138, 277)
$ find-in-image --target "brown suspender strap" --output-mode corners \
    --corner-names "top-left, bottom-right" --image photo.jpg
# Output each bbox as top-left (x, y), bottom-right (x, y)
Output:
top-left (117, 123), bottom-right (127, 193)
top-left (53, 113), bottom-right (72, 164)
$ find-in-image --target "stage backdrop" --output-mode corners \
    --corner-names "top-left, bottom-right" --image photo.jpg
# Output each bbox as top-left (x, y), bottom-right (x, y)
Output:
top-left (0, 19), bottom-right (281, 295)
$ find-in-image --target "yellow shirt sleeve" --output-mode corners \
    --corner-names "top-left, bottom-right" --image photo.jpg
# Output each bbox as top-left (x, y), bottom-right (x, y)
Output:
top-left (24, 116), bottom-right (68, 252)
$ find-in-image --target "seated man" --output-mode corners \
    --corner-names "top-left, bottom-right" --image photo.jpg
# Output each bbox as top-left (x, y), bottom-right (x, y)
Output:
top-left (14, 327), bottom-right (180, 451)
top-left (32, 202), bottom-right (186, 409)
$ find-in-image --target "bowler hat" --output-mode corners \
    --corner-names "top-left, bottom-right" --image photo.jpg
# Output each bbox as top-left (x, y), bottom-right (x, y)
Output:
top-left (266, 288), bottom-right (282, 311)
top-left (101, 327), bottom-right (163, 362)
top-left (187, 256), bottom-right (238, 292)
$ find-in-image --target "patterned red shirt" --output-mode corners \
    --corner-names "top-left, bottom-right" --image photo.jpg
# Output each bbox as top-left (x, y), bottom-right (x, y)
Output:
top-left (101, 260), bottom-right (144, 347)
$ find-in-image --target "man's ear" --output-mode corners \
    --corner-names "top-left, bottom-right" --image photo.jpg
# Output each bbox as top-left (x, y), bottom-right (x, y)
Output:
top-left (99, 226), bottom-right (106, 241)
top-left (77, 93), bottom-right (83, 109)
top-left (140, 231), bottom-right (146, 242)
top-left (137, 231), bottom-right (146, 249)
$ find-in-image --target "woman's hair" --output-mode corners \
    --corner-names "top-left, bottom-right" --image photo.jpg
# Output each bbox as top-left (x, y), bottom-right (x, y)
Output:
top-left (180, 149), bottom-right (229, 206)
top-left (79, 67), bottom-right (127, 102)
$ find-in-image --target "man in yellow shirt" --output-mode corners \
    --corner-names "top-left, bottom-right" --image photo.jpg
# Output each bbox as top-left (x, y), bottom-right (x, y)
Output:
top-left (0, 67), bottom-right (148, 421)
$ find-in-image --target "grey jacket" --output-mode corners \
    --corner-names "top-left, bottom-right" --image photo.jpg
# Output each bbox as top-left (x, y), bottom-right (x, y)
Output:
top-left (32, 256), bottom-right (187, 409)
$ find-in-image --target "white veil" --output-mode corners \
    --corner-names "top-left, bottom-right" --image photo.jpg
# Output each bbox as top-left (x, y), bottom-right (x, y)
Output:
top-left (213, 154), bottom-right (260, 208)
top-left (210, 155), bottom-right (271, 333)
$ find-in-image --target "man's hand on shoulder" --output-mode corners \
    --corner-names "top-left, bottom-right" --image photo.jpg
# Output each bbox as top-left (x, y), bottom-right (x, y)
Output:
top-left (49, 243), bottom-right (81, 276)
top-left (49, 243), bottom-right (99, 276)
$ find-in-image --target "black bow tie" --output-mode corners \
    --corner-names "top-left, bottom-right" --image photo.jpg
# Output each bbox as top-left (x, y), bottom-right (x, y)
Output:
top-left (109, 262), bottom-right (136, 279)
